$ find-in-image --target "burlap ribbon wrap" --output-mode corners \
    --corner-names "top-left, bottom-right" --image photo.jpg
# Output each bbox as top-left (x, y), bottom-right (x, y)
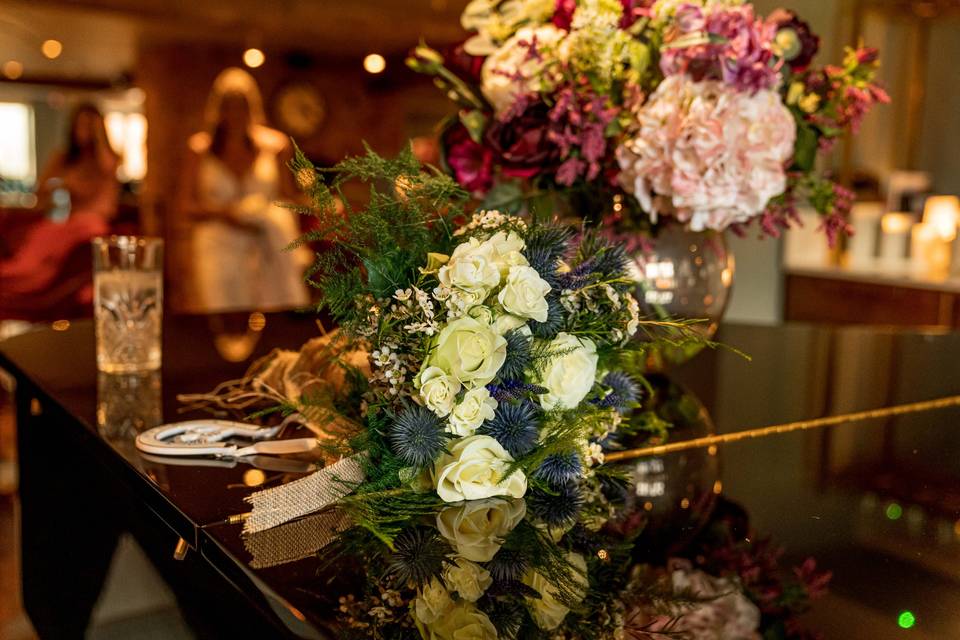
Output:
top-left (243, 454), bottom-right (366, 534)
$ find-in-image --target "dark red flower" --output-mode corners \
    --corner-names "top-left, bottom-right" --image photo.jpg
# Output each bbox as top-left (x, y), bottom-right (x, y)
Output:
top-left (769, 9), bottom-right (820, 71)
top-left (444, 42), bottom-right (485, 85)
top-left (552, 0), bottom-right (577, 30)
top-left (554, 0), bottom-right (652, 30)
top-left (442, 123), bottom-right (494, 194)
top-left (484, 101), bottom-right (558, 178)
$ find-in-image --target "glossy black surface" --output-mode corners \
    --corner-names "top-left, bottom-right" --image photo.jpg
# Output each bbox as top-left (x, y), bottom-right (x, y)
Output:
top-left (4, 316), bottom-right (960, 639)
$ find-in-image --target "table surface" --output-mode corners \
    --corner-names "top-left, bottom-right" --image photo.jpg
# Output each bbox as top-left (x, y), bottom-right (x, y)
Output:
top-left (4, 313), bottom-right (960, 639)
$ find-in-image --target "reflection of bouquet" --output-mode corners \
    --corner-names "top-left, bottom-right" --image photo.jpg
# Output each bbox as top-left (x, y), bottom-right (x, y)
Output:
top-left (408, 0), bottom-right (888, 239)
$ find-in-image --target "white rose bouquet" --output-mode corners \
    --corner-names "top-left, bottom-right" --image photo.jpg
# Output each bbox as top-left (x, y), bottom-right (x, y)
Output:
top-left (226, 146), bottom-right (718, 639)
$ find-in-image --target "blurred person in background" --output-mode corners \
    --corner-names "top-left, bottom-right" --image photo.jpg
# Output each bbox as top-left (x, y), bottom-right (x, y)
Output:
top-left (0, 103), bottom-right (119, 320)
top-left (36, 102), bottom-right (120, 222)
top-left (178, 67), bottom-right (310, 312)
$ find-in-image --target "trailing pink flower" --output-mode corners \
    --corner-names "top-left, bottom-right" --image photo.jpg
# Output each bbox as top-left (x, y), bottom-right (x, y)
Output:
top-left (660, 3), bottom-right (781, 93)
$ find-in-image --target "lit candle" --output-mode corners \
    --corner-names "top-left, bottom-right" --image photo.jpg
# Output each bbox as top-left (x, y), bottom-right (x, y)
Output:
top-left (911, 223), bottom-right (951, 279)
top-left (847, 201), bottom-right (884, 266)
top-left (920, 196), bottom-right (959, 278)
top-left (922, 196), bottom-right (960, 240)
top-left (879, 212), bottom-right (913, 266)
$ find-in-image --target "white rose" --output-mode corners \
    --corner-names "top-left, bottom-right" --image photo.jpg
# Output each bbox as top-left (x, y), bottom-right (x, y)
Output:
top-left (428, 316), bottom-right (507, 388)
top-left (418, 366), bottom-right (462, 418)
top-left (414, 577), bottom-right (455, 625)
top-left (418, 602), bottom-right (498, 640)
top-left (492, 312), bottom-right (528, 335)
top-left (467, 305), bottom-right (495, 326)
top-left (481, 25), bottom-right (567, 115)
top-left (484, 230), bottom-right (528, 276)
top-left (436, 498), bottom-right (527, 562)
top-left (443, 557), bottom-right (493, 602)
top-left (498, 265), bottom-right (551, 322)
top-left (669, 566), bottom-right (761, 640)
top-left (536, 333), bottom-right (598, 410)
top-left (524, 552), bottom-right (588, 630)
top-left (434, 435), bottom-right (527, 502)
top-left (438, 237), bottom-right (500, 295)
top-left (448, 387), bottom-right (498, 437)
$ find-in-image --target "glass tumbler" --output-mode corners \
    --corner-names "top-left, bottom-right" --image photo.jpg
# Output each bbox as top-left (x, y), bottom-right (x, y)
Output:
top-left (92, 236), bottom-right (164, 372)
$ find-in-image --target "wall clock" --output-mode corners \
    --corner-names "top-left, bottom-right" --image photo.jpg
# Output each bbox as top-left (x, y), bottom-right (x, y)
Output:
top-left (274, 81), bottom-right (326, 137)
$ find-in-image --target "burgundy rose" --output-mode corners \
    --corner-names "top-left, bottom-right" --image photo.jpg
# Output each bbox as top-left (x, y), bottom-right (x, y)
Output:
top-left (442, 123), bottom-right (494, 194)
top-left (552, 0), bottom-right (577, 30)
top-left (444, 42), bottom-right (485, 85)
top-left (769, 9), bottom-right (820, 71)
top-left (554, 0), bottom-right (651, 30)
top-left (484, 101), bottom-right (558, 178)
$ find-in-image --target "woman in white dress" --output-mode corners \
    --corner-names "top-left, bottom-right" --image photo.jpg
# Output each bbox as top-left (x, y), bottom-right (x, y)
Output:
top-left (178, 68), bottom-right (310, 312)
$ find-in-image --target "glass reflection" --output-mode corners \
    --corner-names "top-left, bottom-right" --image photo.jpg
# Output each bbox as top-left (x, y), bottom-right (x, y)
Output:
top-left (237, 374), bottom-right (828, 639)
top-left (605, 373), bottom-right (720, 558)
top-left (96, 370), bottom-right (162, 439)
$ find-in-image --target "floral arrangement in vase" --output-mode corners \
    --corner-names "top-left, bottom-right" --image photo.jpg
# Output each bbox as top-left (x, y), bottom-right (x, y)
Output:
top-left (408, 0), bottom-right (888, 242)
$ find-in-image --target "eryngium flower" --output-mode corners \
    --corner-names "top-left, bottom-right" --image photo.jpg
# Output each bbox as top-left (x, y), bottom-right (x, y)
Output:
top-left (528, 482), bottom-right (584, 528)
top-left (485, 548), bottom-right (530, 583)
top-left (389, 405), bottom-right (448, 468)
top-left (529, 295), bottom-right (565, 339)
top-left (388, 527), bottom-right (450, 588)
top-left (533, 451), bottom-right (583, 487)
top-left (498, 328), bottom-right (532, 381)
top-left (597, 370), bottom-right (640, 414)
top-left (478, 401), bottom-right (539, 458)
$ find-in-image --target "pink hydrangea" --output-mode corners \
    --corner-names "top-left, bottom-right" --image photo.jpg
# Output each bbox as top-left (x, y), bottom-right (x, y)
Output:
top-left (616, 74), bottom-right (795, 231)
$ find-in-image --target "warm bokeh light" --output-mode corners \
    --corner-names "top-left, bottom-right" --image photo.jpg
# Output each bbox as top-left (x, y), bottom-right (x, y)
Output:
top-left (243, 469), bottom-right (266, 487)
top-left (922, 195), bottom-right (960, 240)
top-left (41, 39), bottom-right (63, 59)
top-left (363, 53), bottom-right (386, 74)
top-left (881, 212), bottom-right (913, 234)
top-left (243, 47), bottom-right (265, 68)
top-left (247, 312), bottom-right (267, 331)
top-left (2, 60), bottom-right (23, 80)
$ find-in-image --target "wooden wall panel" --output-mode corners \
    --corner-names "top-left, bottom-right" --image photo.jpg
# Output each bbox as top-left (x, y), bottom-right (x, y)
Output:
top-left (784, 274), bottom-right (957, 327)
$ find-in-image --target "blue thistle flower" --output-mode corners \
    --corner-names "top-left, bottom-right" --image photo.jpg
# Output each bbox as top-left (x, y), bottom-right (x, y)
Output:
top-left (389, 405), bottom-right (447, 468)
top-left (485, 548), bottom-right (529, 582)
top-left (594, 371), bottom-right (641, 414)
top-left (533, 452), bottom-right (583, 486)
top-left (590, 241), bottom-right (630, 278)
top-left (525, 225), bottom-right (572, 263)
top-left (387, 527), bottom-right (449, 588)
top-left (487, 379), bottom-right (548, 403)
top-left (525, 247), bottom-right (562, 289)
top-left (528, 482), bottom-right (584, 528)
top-left (478, 401), bottom-right (540, 458)
top-left (529, 295), bottom-right (565, 339)
top-left (486, 599), bottom-right (527, 639)
top-left (498, 329), bottom-right (532, 381)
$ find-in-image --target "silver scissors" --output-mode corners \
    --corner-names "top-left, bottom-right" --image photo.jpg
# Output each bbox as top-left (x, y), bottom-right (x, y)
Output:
top-left (135, 420), bottom-right (318, 458)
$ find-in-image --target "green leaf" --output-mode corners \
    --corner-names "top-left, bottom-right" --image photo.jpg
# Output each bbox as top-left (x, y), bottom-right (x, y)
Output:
top-left (481, 180), bottom-right (525, 213)
top-left (791, 120), bottom-right (819, 172)
top-left (459, 109), bottom-right (488, 144)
